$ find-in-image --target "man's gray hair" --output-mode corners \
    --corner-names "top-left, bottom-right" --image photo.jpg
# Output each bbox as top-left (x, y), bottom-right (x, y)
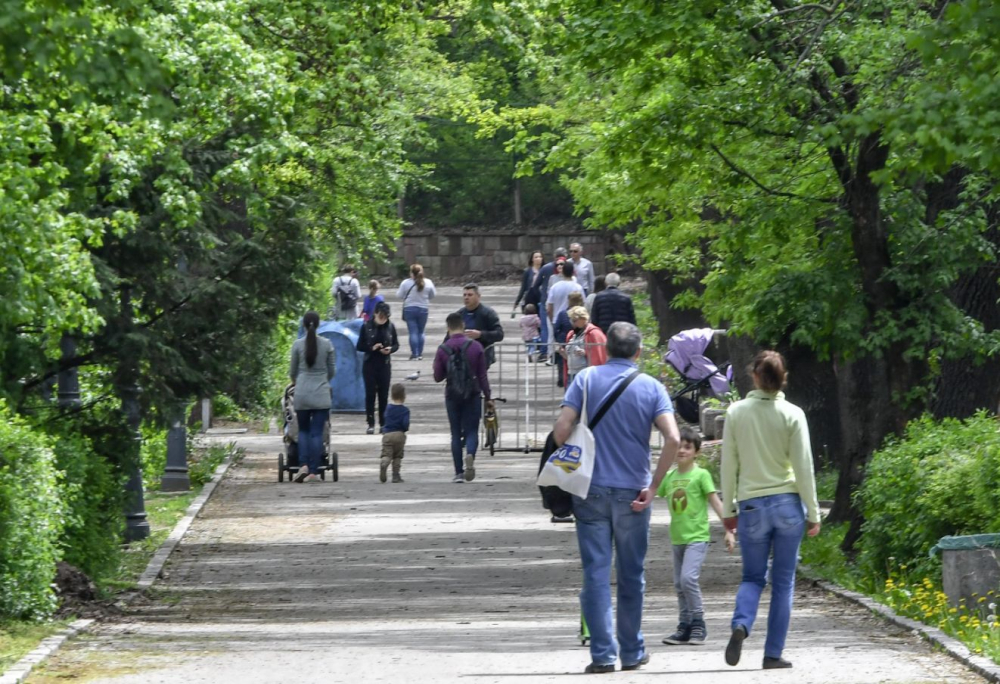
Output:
top-left (607, 322), bottom-right (642, 359)
top-left (605, 272), bottom-right (621, 288)
top-left (554, 246), bottom-right (568, 258)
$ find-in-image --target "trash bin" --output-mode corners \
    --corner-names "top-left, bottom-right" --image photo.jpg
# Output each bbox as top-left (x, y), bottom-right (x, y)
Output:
top-left (301, 319), bottom-right (365, 414)
top-left (930, 534), bottom-right (1000, 611)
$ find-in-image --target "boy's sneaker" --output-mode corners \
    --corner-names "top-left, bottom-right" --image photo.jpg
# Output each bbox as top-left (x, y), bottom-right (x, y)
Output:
top-left (463, 454), bottom-right (476, 482)
top-left (379, 459), bottom-right (389, 483)
top-left (451, 474), bottom-right (464, 483)
top-left (392, 472), bottom-right (403, 483)
top-left (662, 623), bottom-right (690, 645)
top-left (688, 620), bottom-right (707, 645)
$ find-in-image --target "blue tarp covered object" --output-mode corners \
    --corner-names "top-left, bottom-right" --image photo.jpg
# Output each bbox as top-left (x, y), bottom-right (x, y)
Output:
top-left (298, 318), bottom-right (365, 413)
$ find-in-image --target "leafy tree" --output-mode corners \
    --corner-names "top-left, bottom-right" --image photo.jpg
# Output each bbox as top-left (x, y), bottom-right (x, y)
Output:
top-left (473, 0), bottom-right (1000, 536)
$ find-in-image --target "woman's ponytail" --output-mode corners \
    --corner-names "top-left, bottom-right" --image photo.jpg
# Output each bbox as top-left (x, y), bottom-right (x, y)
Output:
top-left (303, 311), bottom-right (320, 367)
top-left (411, 263), bottom-right (425, 292)
top-left (751, 350), bottom-right (786, 392)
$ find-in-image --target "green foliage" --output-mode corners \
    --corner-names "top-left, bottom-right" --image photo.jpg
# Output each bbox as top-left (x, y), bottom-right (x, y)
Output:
top-left (0, 402), bottom-right (64, 620)
top-left (189, 443), bottom-right (240, 488)
top-left (857, 412), bottom-right (1000, 580)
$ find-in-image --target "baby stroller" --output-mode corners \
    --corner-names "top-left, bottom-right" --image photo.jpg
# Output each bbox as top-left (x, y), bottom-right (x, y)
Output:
top-left (663, 328), bottom-right (732, 424)
top-left (278, 384), bottom-right (339, 482)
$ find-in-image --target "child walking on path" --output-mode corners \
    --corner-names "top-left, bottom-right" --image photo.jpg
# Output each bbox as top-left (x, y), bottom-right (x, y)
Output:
top-left (658, 426), bottom-right (735, 645)
top-left (519, 304), bottom-right (542, 359)
top-left (380, 384), bottom-right (410, 483)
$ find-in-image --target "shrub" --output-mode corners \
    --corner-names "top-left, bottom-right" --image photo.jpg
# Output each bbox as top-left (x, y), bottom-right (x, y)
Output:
top-left (857, 412), bottom-right (1000, 580)
top-left (53, 425), bottom-right (124, 584)
top-left (0, 401), bottom-right (64, 620)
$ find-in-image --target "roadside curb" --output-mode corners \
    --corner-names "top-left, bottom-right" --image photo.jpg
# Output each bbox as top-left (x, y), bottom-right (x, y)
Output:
top-left (0, 452), bottom-right (238, 684)
top-left (802, 569), bottom-right (1000, 683)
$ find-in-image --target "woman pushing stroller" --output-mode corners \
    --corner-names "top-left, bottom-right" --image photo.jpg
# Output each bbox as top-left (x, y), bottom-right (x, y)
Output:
top-left (289, 311), bottom-right (336, 483)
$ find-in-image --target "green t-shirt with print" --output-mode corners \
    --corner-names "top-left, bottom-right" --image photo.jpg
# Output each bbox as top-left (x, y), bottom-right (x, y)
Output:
top-left (657, 465), bottom-right (716, 545)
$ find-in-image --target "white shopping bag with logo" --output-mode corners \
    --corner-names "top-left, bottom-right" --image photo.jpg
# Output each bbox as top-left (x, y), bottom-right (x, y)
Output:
top-left (536, 370), bottom-right (595, 499)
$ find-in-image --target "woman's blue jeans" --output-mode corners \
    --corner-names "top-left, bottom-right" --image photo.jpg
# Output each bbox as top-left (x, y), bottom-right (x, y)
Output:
top-left (402, 306), bottom-right (429, 357)
top-left (732, 493), bottom-right (805, 659)
top-left (295, 409), bottom-right (327, 475)
top-left (573, 485), bottom-right (651, 667)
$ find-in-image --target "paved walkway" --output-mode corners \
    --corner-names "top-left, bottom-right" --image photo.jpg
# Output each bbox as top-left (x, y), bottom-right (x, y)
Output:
top-left (30, 286), bottom-right (986, 683)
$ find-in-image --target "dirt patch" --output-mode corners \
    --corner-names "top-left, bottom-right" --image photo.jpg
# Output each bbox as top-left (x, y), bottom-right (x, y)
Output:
top-left (53, 563), bottom-right (122, 620)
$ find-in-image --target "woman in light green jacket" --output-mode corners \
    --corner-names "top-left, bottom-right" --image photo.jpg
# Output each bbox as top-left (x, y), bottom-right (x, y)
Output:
top-left (289, 311), bottom-right (336, 482)
top-left (720, 351), bottom-right (821, 670)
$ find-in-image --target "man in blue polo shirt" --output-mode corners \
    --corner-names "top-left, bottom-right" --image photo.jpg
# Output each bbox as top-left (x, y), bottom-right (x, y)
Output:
top-left (553, 322), bottom-right (680, 674)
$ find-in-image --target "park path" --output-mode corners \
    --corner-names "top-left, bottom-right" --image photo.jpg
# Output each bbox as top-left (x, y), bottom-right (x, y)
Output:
top-left (30, 286), bottom-right (986, 683)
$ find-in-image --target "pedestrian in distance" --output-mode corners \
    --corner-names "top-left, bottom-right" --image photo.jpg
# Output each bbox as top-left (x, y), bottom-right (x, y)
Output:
top-left (552, 321), bottom-right (681, 674)
top-left (721, 350), bottom-right (821, 670)
top-left (513, 250), bottom-right (545, 316)
top-left (361, 279), bottom-right (384, 322)
top-left (561, 305), bottom-right (608, 387)
top-left (569, 242), bottom-right (595, 296)
top-left (590, 272), bottom-right (636, 334)
top-left (659, 426), bottom-right (736, 647)
top-left (546, 260), bottom-right (584, 331)
top-left (585, 275), bottom-right (606, 314)
top-left (379, 383), bottom-right (410, 484)
top-left (331, 265), bottom-right (362, 321)
top-left (537, 247), bottom-right (569, 360)
top-left (434, 312), bottom-right (494, 483)
top-left (289, 311), bottom-right (336, 483)
top-left (453, 283), bottom-right (504, 368)
top-left (356, 301), bottom-right (399, 435)
top-left (553, 291), bottom-right (585, 382)
top-left (519, 303), bottom-right (542, 361)
top-left (397, 263), bottom-right (436, 360)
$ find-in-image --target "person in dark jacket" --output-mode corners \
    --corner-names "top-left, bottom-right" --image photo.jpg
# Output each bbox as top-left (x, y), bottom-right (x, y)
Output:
top-left (451, 283), bottom-right (505, 367)
top-left (513, 250), bottom-right (544, 315)
top-left (435, 313), bottom-right (494, 483)
top-left (536, 246), bottom-right (568, 360)
top-left (590, 272), bottom-right (637, 334)
top-left (356, 301), bottom-right (400, 434)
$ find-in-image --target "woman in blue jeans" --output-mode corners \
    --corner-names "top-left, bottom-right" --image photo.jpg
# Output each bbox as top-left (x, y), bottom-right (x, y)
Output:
top-left (720, 350), bottom-right (821, 670)
top-left (289, 311), bottom-right (336, 483)
top-left (397, 263), bottom-right (436, 360)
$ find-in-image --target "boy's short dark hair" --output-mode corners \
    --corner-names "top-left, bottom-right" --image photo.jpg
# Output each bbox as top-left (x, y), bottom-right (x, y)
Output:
top-left (390, 383), bottom-right (406, 402)
top-left (524, 303), bottom-right (537, 315)
top-left (679, 426), bottom-right (702, 451)
top-left (446, 312), bottom-right (465, 331)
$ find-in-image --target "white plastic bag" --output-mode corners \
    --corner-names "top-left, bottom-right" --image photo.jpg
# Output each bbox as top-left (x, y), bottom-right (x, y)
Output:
top-left (536, 370), bottom-right (595, 499)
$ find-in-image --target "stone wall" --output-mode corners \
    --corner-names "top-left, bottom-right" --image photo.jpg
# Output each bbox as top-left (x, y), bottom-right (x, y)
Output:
top-left (365, 228), bottom-right (626, 279)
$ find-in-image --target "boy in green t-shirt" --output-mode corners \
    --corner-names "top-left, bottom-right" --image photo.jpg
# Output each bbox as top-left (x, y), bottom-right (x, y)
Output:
top-left (657, 426), bottom-right (735, 645)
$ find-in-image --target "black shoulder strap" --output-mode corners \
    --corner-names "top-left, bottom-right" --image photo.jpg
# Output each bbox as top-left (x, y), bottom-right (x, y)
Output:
top-left (588, 370), bottom-right (642, 431)
top-left (404, 283), bottom-right (417, 302)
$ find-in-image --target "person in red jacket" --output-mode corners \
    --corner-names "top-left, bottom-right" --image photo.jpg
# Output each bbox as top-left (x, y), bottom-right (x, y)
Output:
top-left (561, 306), bottom-right (608, 386)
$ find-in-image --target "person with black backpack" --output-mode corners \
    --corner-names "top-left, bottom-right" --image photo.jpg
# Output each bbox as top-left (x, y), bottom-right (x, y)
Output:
top-left (331, 264), bottom-right (361, 321)
top-left (433, 312), bottom-right (493, 483)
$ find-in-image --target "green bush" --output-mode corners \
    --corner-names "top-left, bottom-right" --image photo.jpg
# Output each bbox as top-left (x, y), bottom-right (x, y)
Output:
top-left (857, 412), bottom-right (1000, 580)
top-left (53, 425), bottom-right (124, 584)
top-left (0, 402), bottom-right (64, 620)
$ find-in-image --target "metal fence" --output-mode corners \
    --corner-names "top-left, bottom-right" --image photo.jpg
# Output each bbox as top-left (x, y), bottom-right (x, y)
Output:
top-left (483, 341), bottom-right (612, 453)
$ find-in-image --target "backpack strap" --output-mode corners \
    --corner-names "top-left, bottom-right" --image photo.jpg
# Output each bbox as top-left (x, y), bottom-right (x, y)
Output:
top-left (588, 370), bottom-right (642, 431)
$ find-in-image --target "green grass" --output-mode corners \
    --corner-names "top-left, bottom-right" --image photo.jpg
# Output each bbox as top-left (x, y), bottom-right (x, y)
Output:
top-left (0, 619), bottom-right (73, 675)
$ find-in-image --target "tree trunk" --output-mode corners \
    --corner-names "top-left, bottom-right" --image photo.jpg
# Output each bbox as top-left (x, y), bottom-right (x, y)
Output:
top-left (645, 269), bottom-right (708, 346)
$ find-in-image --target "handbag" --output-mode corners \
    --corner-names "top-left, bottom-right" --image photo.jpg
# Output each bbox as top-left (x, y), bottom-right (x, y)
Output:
top-left (536, 368), bottom-right (642, 500)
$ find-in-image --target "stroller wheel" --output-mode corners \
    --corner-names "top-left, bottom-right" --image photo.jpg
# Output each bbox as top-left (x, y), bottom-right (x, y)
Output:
top-left (331, 452), bottom-right (339, 482)
top-left (278, 453), bottom-right (285, 482)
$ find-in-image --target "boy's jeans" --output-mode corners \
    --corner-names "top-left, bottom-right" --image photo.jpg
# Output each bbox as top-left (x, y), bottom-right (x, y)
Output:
top-left (672, 541), bottom-right (709, 624)
top-left (573, 485), bottom-right (651, 667)
top-left (732, 493), bottom-right (805, 659)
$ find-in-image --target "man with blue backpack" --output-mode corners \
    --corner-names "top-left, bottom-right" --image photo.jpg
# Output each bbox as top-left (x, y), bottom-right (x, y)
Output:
top-left (434, 312), bottom-right (494, 483)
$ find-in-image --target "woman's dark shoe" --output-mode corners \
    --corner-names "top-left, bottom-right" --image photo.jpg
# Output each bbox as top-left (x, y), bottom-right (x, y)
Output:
top-left (583, 662), bottom-right (614, 674)
top-left (763, 657), bottom-right (792, 669)
top-left (725, 625), bottom-right (747, 666)
top-left (366, 426), bottom-right (374, 435)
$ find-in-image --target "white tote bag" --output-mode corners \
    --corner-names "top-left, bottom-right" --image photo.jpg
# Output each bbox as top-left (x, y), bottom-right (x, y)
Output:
top-left (536, 369), bottom-right (595, 499)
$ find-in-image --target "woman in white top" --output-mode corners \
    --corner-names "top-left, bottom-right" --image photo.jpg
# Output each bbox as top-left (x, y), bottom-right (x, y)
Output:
top-left (397, 263), bottom-right (436, 360)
